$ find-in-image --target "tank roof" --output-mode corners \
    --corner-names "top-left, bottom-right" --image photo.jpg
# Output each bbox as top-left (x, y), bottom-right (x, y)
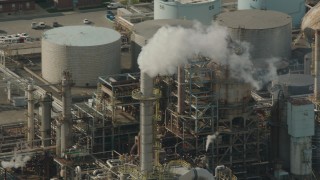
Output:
top-left (217, 10), bottom-right (291, 29)
top-left (133, 19), bottom-right (195, 40)
top-left (42, 26), bottom-right (121, 46)
top-left (273, 74), bottom-right (313, 87)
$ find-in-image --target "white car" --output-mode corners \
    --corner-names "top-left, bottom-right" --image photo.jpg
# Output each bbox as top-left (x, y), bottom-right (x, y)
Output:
top-left (17, 33), bottom-right (29, 38)
top-left (38, 22), bottom-right (46, 29)
top-left (83, 19), bottom-right (90, 24)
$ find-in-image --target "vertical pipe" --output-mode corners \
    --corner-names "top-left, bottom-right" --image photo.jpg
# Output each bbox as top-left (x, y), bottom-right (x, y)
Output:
top-left (61, 73), bottom-right (72, 157)
top-left (314, 30), bottom-right (320, 100)
top-left (40, 93), bottom-right (52, 147)
top-left (56, 121), bottom-right (61, 157)
top-left (7, 81), bottom-right (11, 101)
top-left (27, 84), bottom-right (34, 147)
top-left (140, 72), bottom-right (154, 175)
top-left (177, 66), bottom-right (185, 114)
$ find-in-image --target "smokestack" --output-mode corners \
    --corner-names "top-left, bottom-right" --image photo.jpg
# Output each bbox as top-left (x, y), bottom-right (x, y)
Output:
top-left (27, 84), bottom-right (34, 147)
top-left (315, 29), bottom-right (320, 100)
top-left (177, 66), bottom-right (185, 114)
top-left (40, 93), bottom-right (53, 147)
top-left (132, 72), bottom-right (158, 176)
top-left (60, 72), bottom-right (72, 157)
top-left (140, 72), bottom-right (153, 174)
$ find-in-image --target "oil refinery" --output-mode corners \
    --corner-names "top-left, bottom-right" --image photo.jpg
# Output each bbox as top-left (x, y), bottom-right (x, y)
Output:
top-left (0, 0), bottom-right (320, 179)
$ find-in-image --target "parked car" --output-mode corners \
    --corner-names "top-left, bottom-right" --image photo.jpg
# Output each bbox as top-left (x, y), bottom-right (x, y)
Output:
top-left (31, 22), bottom-right (46, 29)
top-left (17, 33), bottom-right (29, 38)
top-left (107, 2), bottom-right (123, 9)
top-left (38, 22), bottom-right (46, 29)
top-left (52, 21), bottom-right (60, 27)
top-left (83, 19), bottom-right (91, 24)
top-left (31, 22), bottom-right (38, 29)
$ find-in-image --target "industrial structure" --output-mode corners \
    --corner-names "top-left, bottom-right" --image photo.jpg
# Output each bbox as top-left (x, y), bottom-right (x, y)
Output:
top-left (42, 26), bottom-right (121, 87)
top-left (154, 0), bottom-right (221, 25)
top-left (217, 10), bottom-right (292, 68)
top-left (1, 0), bottom-right (320, 180)
top-left (237, 0), bottom-right (305, 28)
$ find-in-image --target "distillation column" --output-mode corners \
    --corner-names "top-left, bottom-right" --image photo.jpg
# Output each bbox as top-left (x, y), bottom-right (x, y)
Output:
top-left (27, 84), bottom-right (34, 147)
top-left (40, 93), bottom-right (53, 147)
top-left (60, 72), bottom-right (73, 157)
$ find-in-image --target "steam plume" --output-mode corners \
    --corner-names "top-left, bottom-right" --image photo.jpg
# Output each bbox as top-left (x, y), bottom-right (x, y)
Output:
top-left (1, 147), bottom-right (32, 169)
top-left (137, 23), bottom-right (279, 89)
top-left (206, 132), bottom-right (220, 152)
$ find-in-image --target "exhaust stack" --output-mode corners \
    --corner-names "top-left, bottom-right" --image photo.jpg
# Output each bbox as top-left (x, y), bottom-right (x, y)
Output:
top-left (60, 72), bottom-right (73, 157)
top-left (132, 72), bottom-right (159, 176)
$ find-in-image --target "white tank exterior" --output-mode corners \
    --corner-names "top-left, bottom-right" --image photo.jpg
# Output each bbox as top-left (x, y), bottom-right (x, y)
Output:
top-left (154, 0), bottom-right (221, 25)
top-left (42, 26), bottom-right (121, 87)
top-left (217, 10), bottom-right (292, 67)
top-left (237, 0), bottom-right (305, 28)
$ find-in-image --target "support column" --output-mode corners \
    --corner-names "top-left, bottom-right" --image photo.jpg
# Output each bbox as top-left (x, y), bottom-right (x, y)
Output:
top-left (60, 72), bottom-right (73, 157)
top-left (27, 84), bottom-right (34, 147)
top-left (40, 93), bottom-right (53, 147)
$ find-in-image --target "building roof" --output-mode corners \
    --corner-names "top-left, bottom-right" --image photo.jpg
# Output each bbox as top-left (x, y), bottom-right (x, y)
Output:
top-left (217, 10), bottom-right (291, 29)
top-left (273, 74), bottom-right (314, 87)
top-left (42, 26), bottom-right (120, 46)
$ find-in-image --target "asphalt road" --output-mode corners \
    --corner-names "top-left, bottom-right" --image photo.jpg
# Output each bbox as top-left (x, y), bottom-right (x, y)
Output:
top-left (0, 9), bottom-right (114, 39)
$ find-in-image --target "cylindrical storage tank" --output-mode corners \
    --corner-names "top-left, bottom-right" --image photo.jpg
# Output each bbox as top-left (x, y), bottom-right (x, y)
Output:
top-left (237, 0), bottom-right (305, 28)
top-left (131, 19), bottom-right (194, 72)
top-left (154, 0), bottom-right (221, 25)
top-left (217, 10), bottom-right (292, 67)
top-left (272, 74), bottom-right (314, 97)
top-left (42, 26), bottom-right (121, 87)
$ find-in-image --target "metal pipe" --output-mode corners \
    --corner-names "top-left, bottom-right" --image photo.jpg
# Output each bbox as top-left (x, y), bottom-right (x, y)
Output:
top-left (56, 121), bottom-right (61, 157)
top-left (7, 81), bottom-right (11, 101)
top-left (27, 84), bottom-right (34, 148)
top-left (140, 72), bottom-right (154, 175)
top-left (60, 72), bottom-right (73, 157)
top-left (178, 66), bottom-right (185, 114)
top-left (315, 29), bottom-right (320, 100)
top-left (40, 93), bottom-right (52, 147)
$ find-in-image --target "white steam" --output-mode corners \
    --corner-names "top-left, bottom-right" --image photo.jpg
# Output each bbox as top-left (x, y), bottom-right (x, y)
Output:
top-left (206, 132), bottom-right (220, 152)
top-left (137, 23), bottom-right (279, 89)
top-left (1, 148), bottom-right (32, 169)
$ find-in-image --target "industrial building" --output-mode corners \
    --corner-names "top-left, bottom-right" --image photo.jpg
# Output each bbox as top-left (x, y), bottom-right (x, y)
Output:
top-left (0, 0), bottom-right (320, 179)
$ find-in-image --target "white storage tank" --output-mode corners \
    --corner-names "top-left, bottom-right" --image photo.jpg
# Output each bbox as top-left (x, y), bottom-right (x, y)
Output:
top-left (237, 0), bottom-right (305, 28)
top-left (217, 10), bottom-right (292, 67)
top-left (42, 26), bottom-right (121, 87)
top-left (154, 0), bottom-right (221, 25)
top-left (131, 19), bottom-right (194, 72)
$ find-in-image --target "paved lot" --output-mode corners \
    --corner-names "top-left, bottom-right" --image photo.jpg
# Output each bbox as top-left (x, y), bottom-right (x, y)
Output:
top-left (0, 8), bottom-right (114, 39)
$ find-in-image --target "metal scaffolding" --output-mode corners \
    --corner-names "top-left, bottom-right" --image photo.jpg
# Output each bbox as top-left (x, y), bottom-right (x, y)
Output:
top-left (162, 58), bottom-right (268, 179)
top-left (72, 73), bottom-right (140, 154)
